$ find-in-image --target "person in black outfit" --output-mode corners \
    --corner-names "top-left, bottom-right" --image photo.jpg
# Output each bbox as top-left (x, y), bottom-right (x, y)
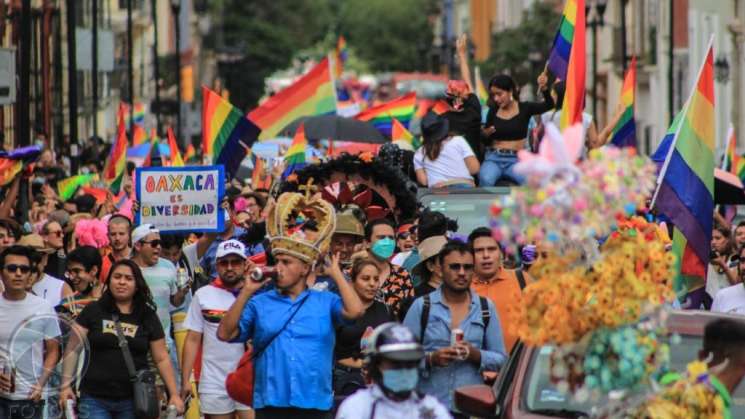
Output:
top-left (59, 259), bottom-right (184, 417)
top-left (333, 258), bottom-right (393, 407)
top-left (479, 72), bottom-right (553, 186)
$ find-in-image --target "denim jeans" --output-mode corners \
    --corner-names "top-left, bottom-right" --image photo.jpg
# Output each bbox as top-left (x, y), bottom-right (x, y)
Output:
top-left (478, 150), bottom-right (524, 186)
top-left (77, 394), bottom-right (134, 419)
top-left (0, 398), bottom-right (44, 419)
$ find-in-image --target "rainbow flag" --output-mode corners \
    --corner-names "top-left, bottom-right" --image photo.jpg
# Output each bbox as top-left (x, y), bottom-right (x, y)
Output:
top-left (722, 124), bottom-right (745, 179)
top-left (57, 174), bottom-right (97, 201)
top-left (167, 127), bottom-right (184, 167)
top-left (282, 123), bottom-right (307, 179)
top-left (132, 125), bottom-right (148, 146)
top-left (335, 36), bottom-right (348, 78)
top-left (0, 158), bottom-right (22, 187)
top-left (559, 0), bottom-right (585, 130)
top-left (391, 117), bottom-right (420, 149)
top-left (355, 93), bottom-right (416, 137)
top-left (184, 143), bottom-right (196, 162)
top-left (133, 102), bottom-right (145, 126)
top-left (103, 111), bottom-right (128, 193)
top-left (474, 66), bottom-right (488, 106)
top-left (202, 86), bottom-right (262, 178)
top-left (248, 58), bottom-right (336, 140)
top-left (547, 0), bottom-right (580, 81)
top-left (610, 56), bottom-right (637, 147)
top-left (652, 39), bottom-right (715, 300)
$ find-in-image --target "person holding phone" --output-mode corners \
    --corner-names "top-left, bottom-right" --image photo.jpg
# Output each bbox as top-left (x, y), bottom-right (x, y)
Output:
top-left (181, 240), bottom-right (255, 419)
top-left (706, 224), bottom-right (739, 306)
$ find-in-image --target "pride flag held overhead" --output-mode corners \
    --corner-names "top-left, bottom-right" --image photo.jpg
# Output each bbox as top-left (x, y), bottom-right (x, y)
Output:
top-left (355, 93), bottom-right (416, 138)
top-left (282, 123), bottom-right (308, 179)
top-left (474, 66), bottom-right (488, 106)
top-left (57, 174), bottom-right (97, 201)
top-left (335, 36), bottom-right (348, 77)
top-left (652, 38), bottom-right (716, 301)
top-left (184, 143), bottom-right (196, 162)
top-left (610, 56), bottom-right (637, 148)
top-left (202, 86), bottom-right (262, 178)
top-left (558, 0), bottom-right (585, 130)
top-left (547, 0), bottom-right (580, 81)
top-left (0, 159), bottom-right (22, 187)
top-left (103, 110), bottom-right (129, 193)
top-left (133, 125), bottom-right (148, 146)
top-left (391, 117), bottom-right (420, 149)
top-left (248, 58), bottom-right (336, 140)
top-left (167, 127), bottom-right (184, 167)
top-left (251, 154), bottom-right (272, 190)
top-left (722, 124), bottom-right (745, 179)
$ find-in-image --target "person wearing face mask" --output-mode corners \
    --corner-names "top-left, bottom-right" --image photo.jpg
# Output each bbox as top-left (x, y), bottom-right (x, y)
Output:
top-left (217, 190), bottom-right (364, 419)
top-left (333, 258), bottom-right (393, 408)
top-left (364, 219), bottom-right (415, 321)
top-left (335, 323), bottom-right (451, 419)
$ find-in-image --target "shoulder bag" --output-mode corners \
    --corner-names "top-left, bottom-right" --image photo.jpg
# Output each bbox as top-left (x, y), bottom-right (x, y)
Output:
top-left (113, 313), bottom-right (160, 419)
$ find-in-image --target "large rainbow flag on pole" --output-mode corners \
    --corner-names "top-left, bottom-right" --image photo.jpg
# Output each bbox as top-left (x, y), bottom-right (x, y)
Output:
top-left (652, 37), bottom-right (716, 301)
top-left (282, 124), bottom-right (308, 179)
top-left (202, 86), bottom-right (261, 178)
top-left (558, 0), bottom-right (586, 130)
top-left (547, 0), bottom-right (581, 81)
top-left (103, 108), bottom-right (129, 193)
top-left (355, 93), bottom-right (416, 137)
top-left (248, 58), bottom-right (337, 140)
top-left (610, 56), bottom-right (637, 147)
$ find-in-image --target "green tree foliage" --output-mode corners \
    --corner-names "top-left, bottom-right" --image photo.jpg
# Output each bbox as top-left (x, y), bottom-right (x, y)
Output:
top-left (338, 0), bottom-right (438, 73)
top-left (205, 0), bottom-right (334, 111)
top-left (479, 2), bottom-right (561, 89)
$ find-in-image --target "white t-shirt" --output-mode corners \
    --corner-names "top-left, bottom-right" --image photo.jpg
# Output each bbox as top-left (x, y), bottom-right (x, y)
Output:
top-left (0, 293), bottom-right (61, 400)
top-left (706, 263), bottom-right (734, 299)
top-left (184, 283), bottom-right (245, 395)
top-left (711, 284), bottom-right (745, 315)
top-left (31, 274), bottom-right (65, 308)
top-left (140, 258), bottom-right (178, 339)
top-left (413, 136), bottom-right (475, 186)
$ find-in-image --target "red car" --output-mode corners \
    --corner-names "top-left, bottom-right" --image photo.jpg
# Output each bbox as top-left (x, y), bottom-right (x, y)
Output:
top-left (455, 310), bottom-right (745, 418)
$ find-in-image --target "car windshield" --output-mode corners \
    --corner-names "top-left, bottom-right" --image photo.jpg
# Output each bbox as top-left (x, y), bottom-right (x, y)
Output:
top-left (419, 189), bottom-right (510, 235)
top-left (523, 335), bottom-right (745, 416)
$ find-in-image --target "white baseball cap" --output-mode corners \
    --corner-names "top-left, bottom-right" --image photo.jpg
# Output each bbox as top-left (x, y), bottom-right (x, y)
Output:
top-left (216, 239), bottom-right (247, 260)
top-left (132, 224), bottom-right (159, 244)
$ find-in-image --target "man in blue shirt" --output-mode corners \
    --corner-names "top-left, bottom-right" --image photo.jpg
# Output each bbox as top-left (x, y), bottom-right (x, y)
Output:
top-left (404, 240), bottom-right (507, 415)
top-left (217, 190), bottom-right (364, 419)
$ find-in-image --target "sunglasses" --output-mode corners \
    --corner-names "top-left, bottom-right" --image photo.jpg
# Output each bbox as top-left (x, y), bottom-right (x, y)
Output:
top-left (5, 264), bottom-right (32, 274)
top-left (142, 240), bottom-right (161, 248)
top-left (397, 232), bottom-right (413, 240)
top-left (447, 263), bottom-right (474, 272)
top-left (217, 258), bottom-right (245, 268)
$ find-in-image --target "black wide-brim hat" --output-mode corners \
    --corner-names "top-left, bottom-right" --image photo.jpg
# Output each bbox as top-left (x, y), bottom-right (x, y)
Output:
top-left (420, 112), bottom-right (450, 144)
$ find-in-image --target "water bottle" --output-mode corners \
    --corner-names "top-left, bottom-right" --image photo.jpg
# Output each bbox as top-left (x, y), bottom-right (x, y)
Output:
top-left (165, 404), bottom-right (177, 419)
top-left (64, 399), bottom-right (76, 419)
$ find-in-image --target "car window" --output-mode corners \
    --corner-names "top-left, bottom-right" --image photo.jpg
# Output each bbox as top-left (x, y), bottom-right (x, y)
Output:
top-left (420, 192), bottom-right (506, 235)
top-left (522, 336), bottom-right (745, 416)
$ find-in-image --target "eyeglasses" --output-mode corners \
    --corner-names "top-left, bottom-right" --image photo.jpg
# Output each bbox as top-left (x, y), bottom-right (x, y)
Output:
top-left (447, 263), bottom-right (474, 272)
top-left (141, 240), bottom-right (161, 248)
top-left (4, 264), bottom-right (31, 274)
top-left (217, 258), bottom-right (245, 268)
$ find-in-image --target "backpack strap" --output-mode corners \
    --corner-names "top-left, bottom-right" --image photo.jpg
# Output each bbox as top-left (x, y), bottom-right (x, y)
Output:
top-left (419, 294), bottom-right (430, 344)
top-left (515, 269), bottom-right (526, 290)
top-left (479, 296), bottom-right (491, 347)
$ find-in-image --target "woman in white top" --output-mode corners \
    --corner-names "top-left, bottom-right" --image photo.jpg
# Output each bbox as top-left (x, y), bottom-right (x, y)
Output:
top-left (414, 112), bottom-right (480, 189)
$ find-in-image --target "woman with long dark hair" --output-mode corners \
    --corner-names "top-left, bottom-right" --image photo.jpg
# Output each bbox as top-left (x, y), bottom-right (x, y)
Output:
top-left (480, 73), bottom-right (552, 186)
top-left (59, 259), bottom-right (184, 418)
top-left (414, 112), bottom-right (480, 189)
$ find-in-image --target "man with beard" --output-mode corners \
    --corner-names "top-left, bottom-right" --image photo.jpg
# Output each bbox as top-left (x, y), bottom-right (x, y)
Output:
top-left (218, 190), bottom-right (364, 419)
top-left (181, 240), bottom-right (253, 419)
top-left (99, 215), bottom-right (132, 283)
top-left (403, 240), bottom-right (506, 416)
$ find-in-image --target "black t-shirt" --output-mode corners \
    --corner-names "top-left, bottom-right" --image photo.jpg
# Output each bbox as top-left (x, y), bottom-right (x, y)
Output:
top-left (445, 94), bottom-right (483, 158)
top-left (76, 300), bottom-right (165, 399)
top-left (335, 301), bottom-right (392, 360)
top-left (484, 89), bottom-right (554, 144)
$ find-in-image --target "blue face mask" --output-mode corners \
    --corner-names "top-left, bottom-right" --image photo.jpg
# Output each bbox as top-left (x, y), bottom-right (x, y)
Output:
top-left (371, 237), bottom-right (396, 260)
top-left (381, 368), bottom-right (419, 393)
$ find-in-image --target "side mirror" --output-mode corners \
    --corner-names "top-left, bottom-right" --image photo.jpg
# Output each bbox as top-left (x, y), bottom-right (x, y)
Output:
top-left (454, 384), bottom-right (497, 418)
